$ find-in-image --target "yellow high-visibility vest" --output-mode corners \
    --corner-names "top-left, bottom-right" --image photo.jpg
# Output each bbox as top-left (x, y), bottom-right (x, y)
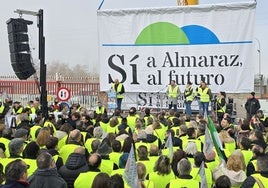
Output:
top-left (198, 87), bottom-right (210, 102)
top-left (168, 85), bottom-right (179, 98)
top-left (112, 83), bottom-right (124, 99)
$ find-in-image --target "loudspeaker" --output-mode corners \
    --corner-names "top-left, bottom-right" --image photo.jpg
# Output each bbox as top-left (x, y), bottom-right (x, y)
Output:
top-left (6, 18), bottom-right (36, 80)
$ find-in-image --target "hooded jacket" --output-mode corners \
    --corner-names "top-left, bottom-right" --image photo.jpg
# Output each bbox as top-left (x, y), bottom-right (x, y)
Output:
top-left (58, 153), bottom-right (89, 188)
top-left (213, 165), bottom-right (246, 187)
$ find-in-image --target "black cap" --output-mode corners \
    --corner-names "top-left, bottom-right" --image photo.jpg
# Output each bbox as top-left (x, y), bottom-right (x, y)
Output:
top-left (220, 91), bottom-right (226, 98)
top-left (251, 92), bottom-right (255, 96)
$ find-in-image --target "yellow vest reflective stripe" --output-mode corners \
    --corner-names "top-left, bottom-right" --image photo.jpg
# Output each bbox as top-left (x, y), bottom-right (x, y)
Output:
top-left (168, 85), bottom-right (179, 98)
top-left (95, 106), bottom-right (105, 114)
top-left (185, 87), bottom-right (194, 101)
top-left (112, 83), bottom-right (124, 98)
top-left (198, 87), bottom-right (210, 102)
top-left (148, 171), bottom-right (175, 188)
top-left (251, 173), bottom-right (268, 188)
top-left (0, 105), bottom-right (5, 114)
top-left (217, 98), bottom-right (226, 113)
top-left (169, 178), bottom-right (199, 188)
top-left (74, 171), bottom-right (100, 188)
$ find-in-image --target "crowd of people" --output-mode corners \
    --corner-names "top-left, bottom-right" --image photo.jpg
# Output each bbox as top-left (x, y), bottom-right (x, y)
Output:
top-left (0, 78), bottom-right (267, 188)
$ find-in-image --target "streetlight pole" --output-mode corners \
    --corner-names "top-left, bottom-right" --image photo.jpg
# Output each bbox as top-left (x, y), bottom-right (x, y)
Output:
top-left (255, 38), bottom-right (263, 98)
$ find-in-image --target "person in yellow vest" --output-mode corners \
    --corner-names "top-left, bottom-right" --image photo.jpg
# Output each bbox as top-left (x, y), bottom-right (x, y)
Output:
top-left (241, 155), bottom-right (268, 188)
top-left (1, 159), bottom-right (29, 188)
top-left (111, 78), bottom-right (125, 111)
top-left (184, 81), bottom-right (194, 116)
top-left (59, 129), bottom-right (85, 164)
top-left (137, 162), bottom-right (155, 188)
top-left (246, 144), bottom-right (265, 177)
top-left (0, 128), bottom-right (12, 157)
top-left (0, 101), bottom-right (8, 119)
top-left (167, 158), bottom-right (199, 188)
top-left (147, 155), bottom-right (175, 188)
top-left (74, 153), bottom-right (102, 188)
top-left (94, 101), bottom-right (107, 118)
top-left (196, 80), bottom-right (212, 116)
top-left (12, 101), bottom-right (24, 115)
top-left (214, 91), bottom-right (226, 125)
top-left (256, 110), bottom-right (268, 131)
top-left (166, 80), bottom-right (180, 112)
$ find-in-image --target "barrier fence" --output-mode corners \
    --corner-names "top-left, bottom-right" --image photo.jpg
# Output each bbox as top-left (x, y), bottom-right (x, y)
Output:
top-left (0, 80), bottom-right (100, 109)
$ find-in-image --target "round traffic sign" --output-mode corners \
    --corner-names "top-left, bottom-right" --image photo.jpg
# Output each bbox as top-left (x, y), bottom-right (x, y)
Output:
top-left (57, 87), bottom-right (71, 101)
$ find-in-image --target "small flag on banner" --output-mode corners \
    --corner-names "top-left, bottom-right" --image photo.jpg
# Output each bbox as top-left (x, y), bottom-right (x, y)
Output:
top-left (123, 144), bottom-right (139, 188)
top-left (164, 133), bottom-right (173, 159)
top-left (199, 161), bottom-right (208, 188)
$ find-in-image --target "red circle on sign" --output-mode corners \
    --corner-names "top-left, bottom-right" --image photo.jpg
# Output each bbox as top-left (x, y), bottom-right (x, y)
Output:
top-left (57, 87), bottom-right (71, 101)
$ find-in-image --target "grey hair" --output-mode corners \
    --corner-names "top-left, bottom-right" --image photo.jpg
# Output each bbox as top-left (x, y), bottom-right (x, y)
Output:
top-left (8, 138), bottom-right (24, 156)
top-left (177, 158), bottom-right (192, 176)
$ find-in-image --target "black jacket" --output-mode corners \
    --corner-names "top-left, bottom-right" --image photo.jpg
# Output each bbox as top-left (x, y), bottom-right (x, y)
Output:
top-left (245, 97), bottom-right (260, 115)
top-left (58, 153), bottom-right (89, 188)
top-left (27, 168), bottom-right (67, 188)
top-left (0, 180), bottom-right (29, 188)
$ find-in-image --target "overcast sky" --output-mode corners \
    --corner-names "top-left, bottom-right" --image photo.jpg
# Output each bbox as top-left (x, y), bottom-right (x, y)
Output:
top-left (0, 0), bottom-right (267, 77)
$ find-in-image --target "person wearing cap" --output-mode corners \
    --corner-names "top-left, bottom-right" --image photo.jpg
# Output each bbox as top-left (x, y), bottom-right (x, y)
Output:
top-left (12, 101), bottom-right (24, 115)
top-left (167, 80), bottom-right (180, 112)
top-left (214, 91), bottom-right (227, 124)
top-left (183, 81), bottom-right (194, 116)
top-left (111, 78), bottom-right (125, 111)
top-left (196, 80), bottom-right (213, 117)
top-left (245, 91), bottom-right (260, 121)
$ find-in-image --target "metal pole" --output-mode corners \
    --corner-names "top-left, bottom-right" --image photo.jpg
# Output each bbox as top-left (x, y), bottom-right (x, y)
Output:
top-left (38, 9), bottom-right (48, 119)
top-left (255, 38), bottom-right (262, 98)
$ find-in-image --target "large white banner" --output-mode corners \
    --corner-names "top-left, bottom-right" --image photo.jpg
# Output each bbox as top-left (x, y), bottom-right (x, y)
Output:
top-left (97, 2), bottom-right (256, 93)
